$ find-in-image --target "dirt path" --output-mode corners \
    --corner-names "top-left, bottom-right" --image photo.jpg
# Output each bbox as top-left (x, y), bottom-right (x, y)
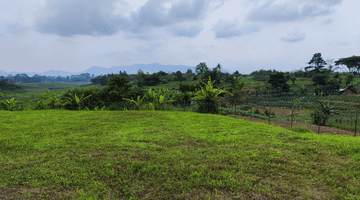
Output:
top-left (220, 114), bottom-right (358, 137)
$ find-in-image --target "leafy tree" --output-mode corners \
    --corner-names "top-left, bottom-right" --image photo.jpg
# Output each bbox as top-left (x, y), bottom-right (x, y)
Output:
top-left (186, 68), bottom-right (193, 74)
top-left (222, 72), bottom-right (234, 85)
top-left (290, 76), bottom-right (296, 85)
top-left (293, 69), bottom-right (305, 77)
top-left (174, 70), bottom-right (186, 82)
top-left (305, 53), bottom-right (327, 76)
top-left (344, 73), bottom-right (355, 87)
top-left (156, 71), bottom-right (168, 77)
top-left (338, 72), bottom-right (360, 94)
top-left (251, 69), bottom-right (278, 77)
top-left (89, 74), bottom-right (112, 86)
top-left (311, 73), bottom-right (330, 87)
top-left (119, 70), bottom-right (129, 77)
top-left (283, 72), bottom-right (291, 81)
top-left (104, 75), bottom-right (133, 106)
top-left (225, 77), bottom-right (250, 109)
top-left (13, 74), bottom-right (29, 83)
top-left (200, 64), bottom-right (223, 89)
top-left (232, 71), bottom-right (241, 81)
top-left (136, 69), bottom-right (145, 88)
top-left (195, 62), bottom-right (209, 75)
top-left (145, 73), bottom-right (161, 86)
top-left (266, 72), bottom-right (291, 94)
top-left (335, 55), bottom-right (360, 76)
top-left (214, 63), bottom-right (221, 71)
top-left (321, 77), bottom-right (342, 95)
top-left (0, 78), bottom-right (24, 94)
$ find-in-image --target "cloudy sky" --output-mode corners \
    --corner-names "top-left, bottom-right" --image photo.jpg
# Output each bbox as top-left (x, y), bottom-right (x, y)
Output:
top-left (0, 0), bottom-right (359, 76)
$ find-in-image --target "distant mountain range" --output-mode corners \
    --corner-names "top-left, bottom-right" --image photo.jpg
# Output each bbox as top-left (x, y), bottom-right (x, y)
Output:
top-left (0, 63), bottom-right (231, 78)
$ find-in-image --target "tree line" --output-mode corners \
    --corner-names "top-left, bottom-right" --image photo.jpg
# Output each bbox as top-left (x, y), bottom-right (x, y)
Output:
top-left (1, 54), bottom-right (359, 97)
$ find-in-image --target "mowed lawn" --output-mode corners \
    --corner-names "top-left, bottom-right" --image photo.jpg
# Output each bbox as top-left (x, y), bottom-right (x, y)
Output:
top-left (1, 109), bottom-right (360, 199)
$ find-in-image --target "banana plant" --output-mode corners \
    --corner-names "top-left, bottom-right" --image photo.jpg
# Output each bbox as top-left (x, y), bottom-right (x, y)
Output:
top-left (190, 76), bottom-right (233, 114)
top-left (0, 92), bottom-right (21, 111)
top-left (310, 93), bottom-right (341, 126)
top-left (61, 92), bottom-right (93, 111)
top-left (84, 105), bottom-right (106, 111)
top-left (42, 88), bottom-right (66, 109)
top-left (122, 95), bottom-right (147, 110)
top-left (143, 88), bottom-right (175, 110)
top-left (29, 97), bottom-right (50, 110)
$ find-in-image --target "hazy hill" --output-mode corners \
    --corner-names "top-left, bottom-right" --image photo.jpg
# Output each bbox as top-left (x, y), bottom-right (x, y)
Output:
top-left (0, 63), bottom-right (231, 78)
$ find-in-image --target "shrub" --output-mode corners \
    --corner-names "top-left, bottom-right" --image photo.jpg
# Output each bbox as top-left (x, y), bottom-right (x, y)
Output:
top-left (238, 110), bottom-right (251, 116)
top-left (240, 105), bottom-right (251, 110)
top-left (264, 109), bottom-right (276, 117)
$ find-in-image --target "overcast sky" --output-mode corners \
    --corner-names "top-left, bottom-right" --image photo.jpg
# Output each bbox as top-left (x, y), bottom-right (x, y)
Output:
top-left (0, 0), bottom-right (359, 75)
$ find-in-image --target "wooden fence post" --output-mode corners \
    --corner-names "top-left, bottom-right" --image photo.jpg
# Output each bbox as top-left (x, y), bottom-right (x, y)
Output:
top-left (318, 107), bottom-right (321, 135)
top-left (355, 110), bottom-right (358, 137)
top-left (291, 104), bottom-right (294, 129)
top-left (250, 103), bottom-right (252, 121)
top-left (268, 107), bottom-right (271, 125)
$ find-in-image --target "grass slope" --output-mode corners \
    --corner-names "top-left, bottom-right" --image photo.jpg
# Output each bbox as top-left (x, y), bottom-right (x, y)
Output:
top-left (1, 109), bottom-right (360, 199)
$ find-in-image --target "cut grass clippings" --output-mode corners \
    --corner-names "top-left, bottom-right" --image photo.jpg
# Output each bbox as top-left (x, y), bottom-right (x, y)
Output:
top-left (1, 109), bottom-right (360, 199)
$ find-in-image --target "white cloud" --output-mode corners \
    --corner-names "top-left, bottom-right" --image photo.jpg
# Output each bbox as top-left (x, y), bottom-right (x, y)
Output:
top-left (33, 0), bottom-right (227, 40)
top-left (1, 0), bottom-right (359, 76)
top-left (320, 18), bottom-right (333, 25)
top-left (246, 0), bottom-right (342, 23)
top-left (280, 28), bottom-right (306, 43)
top-left (211, 18), bottom-right (261, 38)
top-left (6, 23), bottom-right (28, 35)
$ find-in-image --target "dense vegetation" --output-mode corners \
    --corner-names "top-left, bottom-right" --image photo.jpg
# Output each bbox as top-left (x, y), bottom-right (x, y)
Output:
top-left (1, 53), bottom-right (359, 112)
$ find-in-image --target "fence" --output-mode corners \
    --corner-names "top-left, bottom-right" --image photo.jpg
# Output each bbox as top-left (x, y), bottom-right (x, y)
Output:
top-left (218, 91), bottom-right (360, 136)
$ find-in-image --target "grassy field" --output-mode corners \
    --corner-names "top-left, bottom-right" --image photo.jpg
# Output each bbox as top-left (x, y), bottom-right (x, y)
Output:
top-left (1, 109), bottom-right (360, 199)
top-left (1, 76), bottom-right (360, 199)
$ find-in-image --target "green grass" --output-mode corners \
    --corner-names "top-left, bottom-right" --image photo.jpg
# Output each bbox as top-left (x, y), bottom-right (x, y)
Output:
top-left (2, 108), bottom-right (360, 199)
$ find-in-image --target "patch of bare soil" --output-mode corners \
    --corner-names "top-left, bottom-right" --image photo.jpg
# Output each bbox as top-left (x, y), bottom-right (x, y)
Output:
top-left (221, 114), bottom-right (358, 137)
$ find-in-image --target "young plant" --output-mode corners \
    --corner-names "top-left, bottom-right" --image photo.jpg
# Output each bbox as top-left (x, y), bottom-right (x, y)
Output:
top-left (83, 104), bottom-right (107, 111)
top-left (43, 88), bottom-right (65, 108)
top-left (143, 88), bottom-right (175, 111)
top-left (61, 92), bottom-right (93, 111)
top-left (264, 109), bottom-right (275, 118)
top-left (310, 93), bottom-right (341, 126)
top-left (0, 92), bottom-right (22, 111)
top-left (29, 97), bottom-right (50, 110)
top-left (291, 98), bottom-right (304, 121)
top-left (190, 76), bottom-right (232, 114)
top-left (123, 95), bottom-right (147, 110)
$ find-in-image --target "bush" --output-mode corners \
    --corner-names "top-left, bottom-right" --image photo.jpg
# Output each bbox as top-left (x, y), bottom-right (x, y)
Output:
top-left (240, 105), bottom-right (251, 110)
top-left (264, 109), bottom-right (276, 117)
top-left (238, 110), bottom-right (252, 116)
top-left (309, 110), bottom-right (327, 126)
